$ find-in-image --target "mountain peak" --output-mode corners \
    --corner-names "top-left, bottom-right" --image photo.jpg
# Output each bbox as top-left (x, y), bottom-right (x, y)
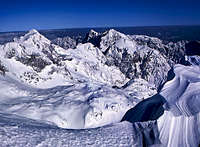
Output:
top-left (107, 29), bottom-right (120, 34)
top-left (82, 29), bottom-right (101, 46)
top-left (103, 29), bottom-right (127, 39)
top-left (27, 29), bottom-right (39, 35)
top-left (18, 29), bottom-right (50, 45)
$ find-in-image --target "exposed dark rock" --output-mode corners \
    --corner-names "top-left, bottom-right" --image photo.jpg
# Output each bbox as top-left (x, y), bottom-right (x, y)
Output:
top-left (185, 41), bottom-right (200, 56)
top-left (121, 94), bottom-right (166, 123)
top-left (17, 55), bottom-right (51, 72)
top-left (82, 30), bottom-right (102, 47)
top-left (132, 121), bottom-right (162, 147)
top-left (0, 60), bottom-right (8, 75)
top-left (52, 37), bottom-right (76, 49)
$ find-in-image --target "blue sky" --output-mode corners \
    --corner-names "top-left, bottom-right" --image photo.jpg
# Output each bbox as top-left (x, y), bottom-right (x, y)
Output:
top-left (0, 0), bottom-right (200, 32)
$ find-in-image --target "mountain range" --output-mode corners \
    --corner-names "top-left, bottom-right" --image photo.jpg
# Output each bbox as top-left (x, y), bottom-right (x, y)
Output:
top-left (0, 28), bottom-right (199, 146)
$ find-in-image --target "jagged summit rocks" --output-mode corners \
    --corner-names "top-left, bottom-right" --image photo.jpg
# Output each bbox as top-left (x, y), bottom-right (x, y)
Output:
top-left (52, 36), bottom-right (76, 49)
top-left (83, 29), bottom-right (101, 47)
top-left (83, 29), bottom-right (171, 88)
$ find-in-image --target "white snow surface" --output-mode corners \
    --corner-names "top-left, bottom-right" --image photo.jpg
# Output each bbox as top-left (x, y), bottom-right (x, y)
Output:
top-left (159, 64), bottom-right (200, 147)
top-left (65, 43), bottom-right (129, 87)
top-left (0, 29), bottom-right (158, 130)
top-left (0, 75), bottom-right (156, 129)
top-left (0, 114), bottom-right (136, 147)
top-left (0, 29), bottom-right (158, 131)
top-left (100, 29), bottom-right (137, 54)
top-left (1, 29), bottom-right (200, 146)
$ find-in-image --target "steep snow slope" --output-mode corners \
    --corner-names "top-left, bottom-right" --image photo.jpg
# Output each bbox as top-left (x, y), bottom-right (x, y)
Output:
top-left (158, 64), bottom-right (200, 147)
top-left (83, 29), bottom-right (192, 88)
top-left (99, 29), bottom-right (171, 88)
top-left (65, 43), bottom-right (128, 87)
top-left (130, 35), bottom-right (188, 65)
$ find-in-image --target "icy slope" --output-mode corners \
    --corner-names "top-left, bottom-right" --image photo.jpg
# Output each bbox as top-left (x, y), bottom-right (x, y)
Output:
top-left (158, 64), bottom-right (200, 147)
top-left (0, 75), bottom-right (156, 129)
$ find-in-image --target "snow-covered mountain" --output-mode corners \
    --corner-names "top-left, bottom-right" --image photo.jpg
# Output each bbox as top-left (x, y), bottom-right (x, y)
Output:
top-left (84, 29), bottom-right (171, 87)
top-left (0, 28), bottom-right (199, 146)
top-left (0, 29), bottom-right (73, 87)
top-left (0, 29), bottom-right (157, 129)
top-left (0, 29), bottom-right (131, 88)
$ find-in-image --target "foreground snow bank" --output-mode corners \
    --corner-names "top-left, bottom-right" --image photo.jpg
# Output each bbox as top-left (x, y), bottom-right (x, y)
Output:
top-left (158, 64), bottom-right (200, 147)
top-left (121, 64), bottom-right (200, 146)
top-left (0, 113), bottom-right (135, 147)
top-left (0, 112), bottom-right (162, 147)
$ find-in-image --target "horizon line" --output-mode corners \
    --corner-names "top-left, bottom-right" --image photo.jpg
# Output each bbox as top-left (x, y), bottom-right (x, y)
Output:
top-left (1, 24), bottom-right (200, 33)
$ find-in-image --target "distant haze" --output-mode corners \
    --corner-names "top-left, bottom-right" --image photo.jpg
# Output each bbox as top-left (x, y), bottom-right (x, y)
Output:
top-left (0, 26), bottom-right (200, 45)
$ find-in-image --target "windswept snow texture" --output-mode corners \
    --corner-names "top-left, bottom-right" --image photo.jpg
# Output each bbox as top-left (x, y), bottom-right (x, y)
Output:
top-left (0, 114), bottom-right (136, 147)
top-left (121, 64), bottom-right (200, 146)
top-left (158, 64), bottom-right (200, 147)
top-left (0, 114), bottom-right (163, 147)
top-left (0, 28), bottom-right (200, 146)
top-left (0, 75), bottom-right (156, 129)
